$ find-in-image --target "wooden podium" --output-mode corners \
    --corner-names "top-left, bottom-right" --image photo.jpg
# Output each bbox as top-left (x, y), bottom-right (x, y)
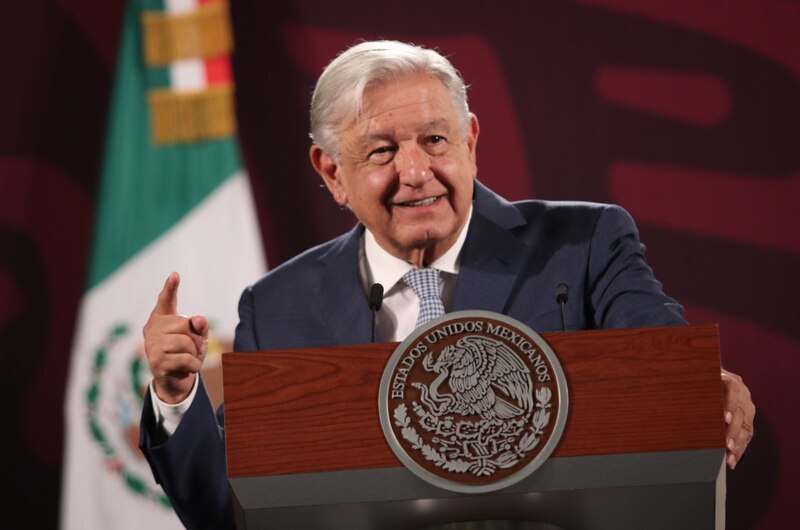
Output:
top-left (221, 325), bottom-right (726, 529)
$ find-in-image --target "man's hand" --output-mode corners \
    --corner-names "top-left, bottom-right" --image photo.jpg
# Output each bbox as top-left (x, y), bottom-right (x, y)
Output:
top-left (721, 368), bottom-right (755, 469)
top-left (143, 272), bottom-right (209, 404)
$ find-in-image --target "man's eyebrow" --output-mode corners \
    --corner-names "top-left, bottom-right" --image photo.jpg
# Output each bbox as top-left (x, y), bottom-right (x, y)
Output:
top-left (422, 118), bottom-right (452, 131)
top-left (376, 119), bottom-right (451, 135)
top-left (363, 131), bottom-right (396, 143)
top-left (358, 119), bottom-right (453, 146)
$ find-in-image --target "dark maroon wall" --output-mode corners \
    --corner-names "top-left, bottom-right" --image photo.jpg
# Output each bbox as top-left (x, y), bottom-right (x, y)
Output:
top-left (1, 1), bottom-right (796, 528)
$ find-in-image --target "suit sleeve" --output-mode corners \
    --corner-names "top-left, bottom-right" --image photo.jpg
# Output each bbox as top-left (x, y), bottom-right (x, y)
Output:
top-left (139, 378), bottom-right (234, 530)
top-left (587, 204), bottom-right (686, 329)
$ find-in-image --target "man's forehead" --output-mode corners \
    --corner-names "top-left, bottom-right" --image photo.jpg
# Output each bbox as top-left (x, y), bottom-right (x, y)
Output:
top-left (333, 73), bottom-right (464, 150)
top-left (354, 91), bottom-right (459, 137)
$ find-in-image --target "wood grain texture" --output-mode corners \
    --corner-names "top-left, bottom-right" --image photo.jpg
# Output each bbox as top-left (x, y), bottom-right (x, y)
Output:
top-left (223, 325), bottom-right (724, 478)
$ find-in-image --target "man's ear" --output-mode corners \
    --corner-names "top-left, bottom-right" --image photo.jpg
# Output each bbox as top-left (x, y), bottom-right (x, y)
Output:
top-left (310, 145), bottom-right (347, 206)
top-left (466, 113), bottom-right (480, 167)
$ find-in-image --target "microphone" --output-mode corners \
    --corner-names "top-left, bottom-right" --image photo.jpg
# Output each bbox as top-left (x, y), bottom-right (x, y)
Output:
top-left (555, 282), bottom-right (569, 332)
top-left (369, 283), bottom-right (384, 343)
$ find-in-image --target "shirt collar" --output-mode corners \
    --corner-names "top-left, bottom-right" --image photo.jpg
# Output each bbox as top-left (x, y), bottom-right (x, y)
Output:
top-left (364, 206), bottom-right (473, 289)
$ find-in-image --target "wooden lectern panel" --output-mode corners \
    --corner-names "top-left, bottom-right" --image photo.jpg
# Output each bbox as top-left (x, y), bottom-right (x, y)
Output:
top-left (223, 325), bottom-right (723, 479)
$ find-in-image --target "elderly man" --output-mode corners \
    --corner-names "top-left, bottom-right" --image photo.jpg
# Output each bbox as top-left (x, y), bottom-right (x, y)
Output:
top-left (140, 40), bottom-right (754, 530)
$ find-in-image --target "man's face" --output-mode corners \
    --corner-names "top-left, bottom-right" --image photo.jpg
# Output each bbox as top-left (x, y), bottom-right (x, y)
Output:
top-left (312, 73), bottom-right (479, 266)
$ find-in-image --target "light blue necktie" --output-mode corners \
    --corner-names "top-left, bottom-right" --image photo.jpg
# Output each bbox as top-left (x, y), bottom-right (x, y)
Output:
top-left (402, 268), bottom-right (446, 328)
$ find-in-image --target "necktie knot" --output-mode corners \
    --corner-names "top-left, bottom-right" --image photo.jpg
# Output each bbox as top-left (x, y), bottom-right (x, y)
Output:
top-left (402, 268), bottom-right (446, 327)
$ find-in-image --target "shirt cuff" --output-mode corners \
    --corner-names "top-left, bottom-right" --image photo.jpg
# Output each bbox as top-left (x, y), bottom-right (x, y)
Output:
top-left (149, 375), bottom-right (200, 437)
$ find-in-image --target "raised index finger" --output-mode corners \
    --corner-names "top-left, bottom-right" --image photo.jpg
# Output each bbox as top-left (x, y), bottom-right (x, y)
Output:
top-left (154, 272), bottom-right (180, 315)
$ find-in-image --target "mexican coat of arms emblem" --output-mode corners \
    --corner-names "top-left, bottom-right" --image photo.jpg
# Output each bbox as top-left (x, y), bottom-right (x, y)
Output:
top-left (379, 311), bottom-right (569, 493)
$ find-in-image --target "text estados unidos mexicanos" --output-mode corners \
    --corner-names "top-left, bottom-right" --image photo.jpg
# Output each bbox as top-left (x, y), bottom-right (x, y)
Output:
top-left (390, 320), bottom-right (552, 399)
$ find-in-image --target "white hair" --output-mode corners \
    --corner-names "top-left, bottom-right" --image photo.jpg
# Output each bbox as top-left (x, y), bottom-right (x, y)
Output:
top-left (309, 40), bottom-right (471, 161)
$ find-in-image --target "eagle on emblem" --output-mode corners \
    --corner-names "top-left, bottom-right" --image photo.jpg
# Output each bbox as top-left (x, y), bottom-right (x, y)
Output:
top-left (414, 335), bottom-right (535, 420)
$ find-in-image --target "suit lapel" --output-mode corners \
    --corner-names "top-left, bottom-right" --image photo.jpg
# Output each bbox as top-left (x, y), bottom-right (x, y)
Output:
top-left (317, 225), bottom-right (373, 346)
top-left (453, 182), bottom-right (530, 313)
top-left (453, 213), bottom-right (527, 313)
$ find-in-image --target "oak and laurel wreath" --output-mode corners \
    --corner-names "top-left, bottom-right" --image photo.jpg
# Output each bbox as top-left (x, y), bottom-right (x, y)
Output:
top-left (393, 387), bottom-right (553, 477)
top-left (87, 323), bottom-right (172, 508)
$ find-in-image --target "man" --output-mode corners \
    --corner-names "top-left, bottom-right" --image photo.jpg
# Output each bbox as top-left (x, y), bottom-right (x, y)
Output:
top-left (140, 40), bottom-right (754, 530)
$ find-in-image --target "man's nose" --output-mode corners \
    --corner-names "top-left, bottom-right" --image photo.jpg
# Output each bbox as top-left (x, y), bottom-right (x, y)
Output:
top-left (395, 144), bottom-right (432, 187)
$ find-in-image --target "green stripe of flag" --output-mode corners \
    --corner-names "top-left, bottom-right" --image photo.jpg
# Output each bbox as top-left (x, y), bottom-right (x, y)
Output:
top-left (88, 0), bottom-right (240, 289)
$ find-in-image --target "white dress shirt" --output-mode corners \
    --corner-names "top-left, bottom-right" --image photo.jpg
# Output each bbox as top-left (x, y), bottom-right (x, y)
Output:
top-left (362, 207), bottom-right (472, 342)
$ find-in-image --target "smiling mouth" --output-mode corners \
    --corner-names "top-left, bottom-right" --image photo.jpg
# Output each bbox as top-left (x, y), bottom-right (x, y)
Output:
top-left (396, 196), bottom-right (441, 207)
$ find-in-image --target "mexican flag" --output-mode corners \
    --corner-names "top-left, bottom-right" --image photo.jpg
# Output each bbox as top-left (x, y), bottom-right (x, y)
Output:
top-left (60, 0), bottom-right (265, 528)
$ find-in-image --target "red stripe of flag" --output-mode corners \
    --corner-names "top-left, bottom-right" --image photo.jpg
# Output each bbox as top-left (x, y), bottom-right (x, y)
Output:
top-left (204, 55), bottom-right (232, 85)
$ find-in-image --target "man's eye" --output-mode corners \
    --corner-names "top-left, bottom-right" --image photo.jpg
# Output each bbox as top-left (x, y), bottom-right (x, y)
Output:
top-left (425, 135), bottom-right (449, 152)
top-left (368, 146), bottom-right (396, 161)
top-left (372, 146), bottom-right (392, 154)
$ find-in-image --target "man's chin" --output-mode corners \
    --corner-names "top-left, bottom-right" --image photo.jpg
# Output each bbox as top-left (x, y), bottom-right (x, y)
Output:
top-left (392, 229), bottom-right (458, 258)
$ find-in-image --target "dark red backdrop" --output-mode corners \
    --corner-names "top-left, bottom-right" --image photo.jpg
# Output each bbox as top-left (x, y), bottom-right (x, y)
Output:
top-left (1, 1), bottom-right (797, 528)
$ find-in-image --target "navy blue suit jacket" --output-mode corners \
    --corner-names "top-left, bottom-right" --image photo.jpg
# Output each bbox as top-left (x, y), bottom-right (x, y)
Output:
top-left (140, 182), bottom-right (685, 529)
